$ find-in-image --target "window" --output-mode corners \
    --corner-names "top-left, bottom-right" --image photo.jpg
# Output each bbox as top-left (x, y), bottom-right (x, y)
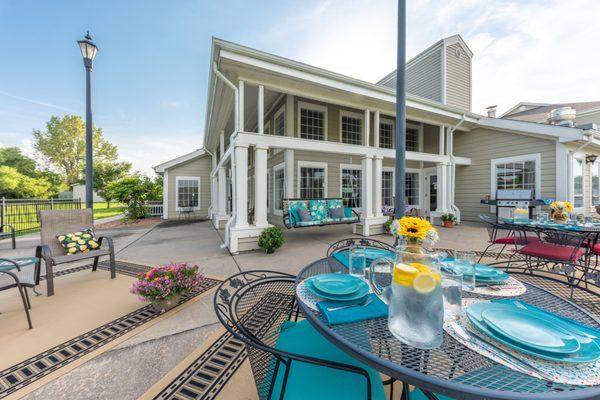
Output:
top-left (298, 162), bottom-right (326, 199)
top-left (264, 121), bottom-right (271, 135)
top-left (406, 172), bottom-right (419, 206)
top-left (406, 123), bottom-right (421, 152)
top-left (491, 154), bottom-right (540, 199)
top-left (273, 164), bottom-right (285, 214)
top-left (341, 166), bottom-right (361, 208)
top-left (176, 177), bottom-right (200, 211)
top-left (592, 161), bottom-right (600, 206)
top-left (340, 112), bottom-right (362, 145)
top-left (573, 156), bottom-right (584, 208)
top-left (298, 102), bottom-right (326, 140)
top-left (274, 106), bottom-right (285, 136)
top-left (380, 120), bottom-right (394, 149)
top-left (382, 170), bottom-right (394, 206)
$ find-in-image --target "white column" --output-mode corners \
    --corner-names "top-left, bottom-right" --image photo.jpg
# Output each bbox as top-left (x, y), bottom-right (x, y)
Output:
top-left (284, 149), bottom-right (294, 197)
top-left (238, 80), bottom-right (245, 132)
top-left (219, 130), bottom-right (225, 159)
top-left (286, 94), bottom-right (294, 137)
top-left (218, 166), bottom-right (227, 216)
top-left (439, 126), bottom-right (445, 155)
top-left (364, 109), bottom-right (370, 147)
top-left (436, 163), bottom-right (448, 212)
top-left (210, 153), bottom-right (217, 217)
top-left (374, 111), bottom-right (380, 148)
top-left (258, 85), bottom-right (264, 134)
top-left (373, 155), bottom-right (383, 217)
top-left (361, 156), bottom-right (373, 218)
top-left (234, 144), bottom-right (249, 227)
top-left (254, 144), bottom-right (268, 226)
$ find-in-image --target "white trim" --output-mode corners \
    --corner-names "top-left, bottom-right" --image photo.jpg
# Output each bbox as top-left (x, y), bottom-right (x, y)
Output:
top-left (379, 117), bottom-right (395, 149)
top-left (423, 167), bottom-right (438, 216)
top-left (175, 176), bottom-right (201, 212)
top-left (272, 162), bottom-right (285, 216)
top-left (406, 121), bottom-right (424, 152)
top-left (339, 110), bottom-right (364, 145)
top-left (154, 149), bottom-right (206, 173)
top-left (339, 163), bottom-right (362, 210)
top-left (297, 101), bottom-right (328, 141)
top-left (405, 168), bottom-right (422, 209)
top-left (297, 161), bottom-right (328, 198)
top-left (273, 104), bottom-right (285, 136)
top-left (382, 166), bottom-right (395, 206)
top-left (556, 142), bottom-right (568, 201)
top-left (490, 153), bottom-right (542, 212)
top-left (163, 170), bottom-right (169, 219)
top-left (590, 159), bottom-right (600, 209)
top-left (572, 152), bottom-right (585, 212)
top-left (264, 120), bottom-right (271, 136)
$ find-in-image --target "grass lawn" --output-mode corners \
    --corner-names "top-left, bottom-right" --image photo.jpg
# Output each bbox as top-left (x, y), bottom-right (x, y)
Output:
top-left (93, 202), bottom-right (125, 220)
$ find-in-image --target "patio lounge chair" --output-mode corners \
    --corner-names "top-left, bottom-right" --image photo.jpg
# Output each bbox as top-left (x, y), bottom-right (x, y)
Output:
top-left (214, 270), bottom-right (386, 400)
top-left (282, 198), bottom-right (360, 229)
top-left (36, 209), bottom-right (115, 296)
top-left (0, 224), bottom-right (16, 249)
top-left (0, 258), bottom-right (40, 329)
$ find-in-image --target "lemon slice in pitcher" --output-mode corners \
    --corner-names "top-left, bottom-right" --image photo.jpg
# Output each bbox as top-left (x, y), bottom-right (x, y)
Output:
top-left (393, 263), bottom-right (419, 286)
top-left (413, 272), bottom-right (438, 294)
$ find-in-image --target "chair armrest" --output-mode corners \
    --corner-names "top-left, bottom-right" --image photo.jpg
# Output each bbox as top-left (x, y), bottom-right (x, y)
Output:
top-left (0, 258), bottom-right (20, 271)
top-left (351, 209), bottom-right (361, 222)
top-left (0, 224), bottom-right (14, 234)
top-left (98, 236), bottom-right (115, 253)
top-left (36, 244), bottom-right (53, 263)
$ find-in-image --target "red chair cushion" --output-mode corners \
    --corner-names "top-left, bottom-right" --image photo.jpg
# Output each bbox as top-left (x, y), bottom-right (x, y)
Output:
top-left (519, 242), bottom-right (583, 262)
top-left (591, 243), bottom-right (600, 254)
top-left (494, 236), bottom-right (538, 245)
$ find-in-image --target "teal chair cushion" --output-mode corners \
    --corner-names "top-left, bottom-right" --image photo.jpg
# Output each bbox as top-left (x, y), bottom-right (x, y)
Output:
top-left (288, 201), bottom-right (308, 225)
top-left (309, 199), bottom-right (328, 221)
top-left (270, 320), bottom-right (386, 400)
top-left (344, 207), bottom-right (354, 218)
top-left (297, 220), bottom-right (322, 227)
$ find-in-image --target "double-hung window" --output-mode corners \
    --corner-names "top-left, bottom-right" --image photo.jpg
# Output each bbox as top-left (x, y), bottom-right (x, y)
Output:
top-left (341, 166), bottom-right (361, 208)
top-left (592, 160), bottom-right (600, 206)
top-left (273, 163), bottom-right (285, 215)
top-left (573, 156), bottom-right (584, 209)
top-left (381, 170), bottom-right (394, 206)
top-left (381, 169), bottom-right (420, 208)
top-left (406, 172), bottom-right (420, 206)
top-left (176, 177), bottom-right (200, 211)
top-left (340, 111), bottom-right (362, 145)
top-left (491, 154), bottom-right (540, 199)
top-left (274, 106), bottom-right (285, 136)
top-left (298, 162), bottom-right (326, 199)
top-left (406, 122), bottom-right (421, 152)
top-left (298, 102), bottom-right (326, 141)
top-left (379, 120), bottom-right (394, 149)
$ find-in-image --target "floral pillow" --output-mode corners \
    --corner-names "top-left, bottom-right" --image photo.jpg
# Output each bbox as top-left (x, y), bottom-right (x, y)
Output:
top-left (309, 199), bottom-right (328, 221)
top-left (57, 228), bottom-right (100, 255)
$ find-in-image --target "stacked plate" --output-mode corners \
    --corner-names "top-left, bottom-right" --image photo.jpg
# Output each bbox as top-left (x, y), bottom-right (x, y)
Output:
top-left (443, 259), bottom-right (509, 285)
top-left (305, 273), bottom-right (370, 302)
top-left (466, 301), bottom-right (600, 363)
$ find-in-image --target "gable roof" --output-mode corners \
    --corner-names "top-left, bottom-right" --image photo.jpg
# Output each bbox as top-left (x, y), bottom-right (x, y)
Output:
top-left (153, 149), bottom-right (207, 174)
top-left (501, 101), bottom-right (600, 122)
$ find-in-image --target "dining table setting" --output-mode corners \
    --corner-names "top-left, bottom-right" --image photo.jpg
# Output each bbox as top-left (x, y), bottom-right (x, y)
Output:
top-left (294, 217), bottom-right (600, 400)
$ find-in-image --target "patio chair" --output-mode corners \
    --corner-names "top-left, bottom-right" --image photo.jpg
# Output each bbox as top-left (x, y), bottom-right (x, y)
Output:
top-left (214, 270), bottom-right (386, 400)
top-left (478, 214), bottom-right (537, 262)
top-left (0, 224), bottom-right (16, 249)
top-left (0, 258), bottom-right (40, 329)
top-left (36, 209), bottom-right (115, 296)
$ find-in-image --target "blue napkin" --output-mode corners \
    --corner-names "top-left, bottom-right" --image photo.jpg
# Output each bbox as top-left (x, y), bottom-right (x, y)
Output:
top-left (332, 248), bottom-right (394, 269)
top-left (316, 294), bottom-right (388, 325)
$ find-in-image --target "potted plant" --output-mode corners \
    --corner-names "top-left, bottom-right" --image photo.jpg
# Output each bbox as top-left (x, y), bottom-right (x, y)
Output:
top-left (441, 213), bottom-right (456, 228)
top-left (258, 226), bottom-right (285, 254)
top-left (549, 201), bottom-right (573, 223)
top-left (130, 263), bottom-right (204, 313)
top-left (390, 216), bottom-right (439, 253)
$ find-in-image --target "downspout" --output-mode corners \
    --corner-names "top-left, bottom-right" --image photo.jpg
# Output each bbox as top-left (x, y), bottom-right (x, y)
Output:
top-left (212, 61), bottom-right (239, 249)
top-left (448, 114), bottom-right (466, 223)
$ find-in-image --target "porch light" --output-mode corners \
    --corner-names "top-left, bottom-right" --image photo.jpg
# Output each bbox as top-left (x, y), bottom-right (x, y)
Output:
top-left (586, 154), bottom-right (598, 164)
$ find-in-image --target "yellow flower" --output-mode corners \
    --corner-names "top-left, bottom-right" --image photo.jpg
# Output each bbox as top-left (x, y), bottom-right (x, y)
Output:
top-left (550, 201), bottom-right (574, 212)
top-left (396, 216), bottom-right (432, 241)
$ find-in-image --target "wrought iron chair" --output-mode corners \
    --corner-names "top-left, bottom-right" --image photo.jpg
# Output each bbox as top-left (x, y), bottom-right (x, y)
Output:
top-left (0, 224), bottom-right (16, 249)
top-left (478, 214), bottom-right (537, 262)
top-left (213, 270), bottom-right (386, 400)
top-left (327, 237), bottom-right (395, 258)
top-left (0, 258), bottom-right (40, 329)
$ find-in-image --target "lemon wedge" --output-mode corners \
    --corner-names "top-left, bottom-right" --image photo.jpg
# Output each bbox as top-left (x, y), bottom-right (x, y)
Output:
top-left (393, 263), bottom-right (419, 286)
top-left (413, 272), bottom-right (438, 294)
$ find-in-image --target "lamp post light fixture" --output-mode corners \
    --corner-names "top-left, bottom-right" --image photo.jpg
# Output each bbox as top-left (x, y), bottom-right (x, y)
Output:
top-left (586, 154), bottom-right (598, 164)
top-left (77, 31), bottom-right (99, 209)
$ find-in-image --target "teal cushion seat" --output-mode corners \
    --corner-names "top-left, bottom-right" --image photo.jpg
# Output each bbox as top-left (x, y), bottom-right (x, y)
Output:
top-left (288, 201), bottom-right (308, 225)
top-left (270, 320), bottom-right (386, 400)
top-left (297, 220), bottom-right (322, 227)
top-left (309, 199), bottom-right (328, 221)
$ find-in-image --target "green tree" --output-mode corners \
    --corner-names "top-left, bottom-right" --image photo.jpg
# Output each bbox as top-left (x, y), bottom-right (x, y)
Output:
top-left (92, 161), bottom-right (132, 208)
top-left (33, 115), bottom-right (120, 186)
top-left (0, 147), bottom-right (66, 197)
top-left (105, 175), bottom-right (162, 220)
top-left (0, 166), bottom-right (52, 198)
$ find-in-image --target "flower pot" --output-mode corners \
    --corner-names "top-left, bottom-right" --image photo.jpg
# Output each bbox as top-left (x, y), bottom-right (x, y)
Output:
top-left (443, 220), bottom-right (454, 228)
top-left (151, 294), bottom-right (181, 313)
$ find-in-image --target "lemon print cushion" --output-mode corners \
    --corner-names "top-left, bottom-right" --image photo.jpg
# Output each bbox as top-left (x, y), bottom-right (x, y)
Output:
top-left (57, 228), bottom-right (99, 255)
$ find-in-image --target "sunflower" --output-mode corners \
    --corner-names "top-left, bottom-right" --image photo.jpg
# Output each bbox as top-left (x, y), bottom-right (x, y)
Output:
top-left (396, 216), bottom-right (433, 242)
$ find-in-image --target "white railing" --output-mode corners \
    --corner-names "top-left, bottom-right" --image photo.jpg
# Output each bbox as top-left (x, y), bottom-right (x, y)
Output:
top-left (145, 201), bottom-right (163, 217)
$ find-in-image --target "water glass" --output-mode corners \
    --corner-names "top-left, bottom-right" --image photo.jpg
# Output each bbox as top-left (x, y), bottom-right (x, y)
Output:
top-left (349, 246), bottom-right (366, 278)
top-left (537, 211), bottom-right (548, 223)
top-left (584, 215), bottom-right (594, 226)
top-left (454, 250), bottom-right (476, 291)
top-left (441, 266), bottom-right (463, 320)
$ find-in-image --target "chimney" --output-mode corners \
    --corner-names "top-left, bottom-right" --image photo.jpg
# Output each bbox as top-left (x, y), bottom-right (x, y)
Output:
top-left (486, 105), bottom-right (497, 118)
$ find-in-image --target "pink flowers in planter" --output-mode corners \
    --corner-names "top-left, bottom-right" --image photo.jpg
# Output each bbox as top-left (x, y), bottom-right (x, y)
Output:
top-left (130, 262), bottom-right (204, 303)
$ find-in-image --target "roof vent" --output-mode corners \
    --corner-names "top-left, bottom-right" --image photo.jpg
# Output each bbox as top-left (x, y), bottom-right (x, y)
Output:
top-left (486, 105), bottom-right (497, 118)
top-left (547, 107), bottom-right (576, 127)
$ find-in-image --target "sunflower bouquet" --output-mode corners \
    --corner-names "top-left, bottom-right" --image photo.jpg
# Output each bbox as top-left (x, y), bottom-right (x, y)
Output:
top-left (549, 201), bottom-right (573, 223)
top-left (391, 216), bottom-right (438, 245)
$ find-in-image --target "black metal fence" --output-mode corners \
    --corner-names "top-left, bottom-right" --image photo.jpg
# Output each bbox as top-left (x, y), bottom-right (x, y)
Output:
top-left (0, 198), bottom-right (83, 235)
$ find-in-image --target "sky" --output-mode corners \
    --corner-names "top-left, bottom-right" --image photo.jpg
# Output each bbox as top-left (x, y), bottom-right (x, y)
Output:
top-left (1, 0), bottom-right (599, 176)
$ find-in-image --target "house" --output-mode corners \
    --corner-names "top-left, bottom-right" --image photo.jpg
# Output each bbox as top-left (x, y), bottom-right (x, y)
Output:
top-left (154, 34), bottom-right (600, 253)
top-left (500, 101), bottom-right (600, 214)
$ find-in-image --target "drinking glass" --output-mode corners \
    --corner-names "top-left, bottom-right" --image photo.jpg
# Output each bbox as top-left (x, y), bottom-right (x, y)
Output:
top-left (349, 246), bottom-right (366, 278)
top-left (441, 266), bottom-right (463, 320)
top-left (454, 250), bottom-right (476, 291)
top-left (537, 211), bottom-right (548, 223)
top-left (585, 215), bottom-right (594, 226)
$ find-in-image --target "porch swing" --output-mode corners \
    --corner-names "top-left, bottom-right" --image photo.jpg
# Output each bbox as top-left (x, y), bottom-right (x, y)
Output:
top-left (282, 198), bottom-right (360, 229)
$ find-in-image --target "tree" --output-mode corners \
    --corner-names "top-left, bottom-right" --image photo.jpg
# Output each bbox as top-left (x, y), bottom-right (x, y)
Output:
top-left (0, 166), bottom-right (52, 198)
top-left (0, 147), bottom-right (37, 176)
top-left (0, 147), bottom-right (65, 197)
top-left (105, 175), bottom-right (162, 220)
top-left (93, 161), bottom-right (131, 208)
top-left (33, 115), bottom-right (120, 186)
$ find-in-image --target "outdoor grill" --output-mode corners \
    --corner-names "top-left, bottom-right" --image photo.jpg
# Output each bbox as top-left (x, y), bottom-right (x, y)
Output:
top-left (480, 189), bottom-right (545, 218)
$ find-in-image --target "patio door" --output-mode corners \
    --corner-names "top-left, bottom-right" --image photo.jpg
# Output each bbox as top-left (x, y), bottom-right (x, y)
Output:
top-left (424, 169), bottom-right (438, 217)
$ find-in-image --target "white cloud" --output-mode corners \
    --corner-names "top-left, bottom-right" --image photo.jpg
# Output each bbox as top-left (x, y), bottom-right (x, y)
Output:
top-left (261, 0), bottom-right (600, 115)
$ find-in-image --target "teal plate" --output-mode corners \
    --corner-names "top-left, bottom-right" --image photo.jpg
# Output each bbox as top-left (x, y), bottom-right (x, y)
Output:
top-left (305, 276), bottom-right (370, 302)
top-left (467, 303), bottom-right (600, 363)
top-left (443, 259), bottom-right (509, 281)
top-left (481, 308), bottom-right (580, 354)
top-left (312, 274), bottom-right (361, 296)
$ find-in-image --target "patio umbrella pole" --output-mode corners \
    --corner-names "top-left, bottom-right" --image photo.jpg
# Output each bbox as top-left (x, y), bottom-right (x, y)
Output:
top-left (395, 0), bottom-right (407, 245)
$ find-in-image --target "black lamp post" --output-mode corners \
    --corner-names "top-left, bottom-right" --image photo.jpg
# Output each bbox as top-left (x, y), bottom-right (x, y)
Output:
top-left (77, 31), bottom-right (99, 209)
top-left (395, 0), bottom-right (406, 219)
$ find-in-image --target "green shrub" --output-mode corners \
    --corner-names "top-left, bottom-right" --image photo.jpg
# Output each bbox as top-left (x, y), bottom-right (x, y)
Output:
top-left (258, 226), bottom-right (285, 254)
top-left (384, 218), bottom-right (393, 234)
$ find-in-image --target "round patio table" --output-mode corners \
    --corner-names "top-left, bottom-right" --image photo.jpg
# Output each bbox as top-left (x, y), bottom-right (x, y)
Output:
top-left (296, 257), bottom-right (600, 400)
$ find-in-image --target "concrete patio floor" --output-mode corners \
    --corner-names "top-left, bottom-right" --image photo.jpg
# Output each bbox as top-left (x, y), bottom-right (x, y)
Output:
top-left (0, 218), bottom-right (492, 399)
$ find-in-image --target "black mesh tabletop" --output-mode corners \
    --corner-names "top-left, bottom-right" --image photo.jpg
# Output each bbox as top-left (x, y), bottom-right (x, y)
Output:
top-left (296, 257), bottom-right (600, 400)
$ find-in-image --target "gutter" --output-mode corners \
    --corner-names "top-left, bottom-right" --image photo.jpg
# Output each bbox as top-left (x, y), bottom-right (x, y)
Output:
top-left (448, 114), bottom-right (466, 223)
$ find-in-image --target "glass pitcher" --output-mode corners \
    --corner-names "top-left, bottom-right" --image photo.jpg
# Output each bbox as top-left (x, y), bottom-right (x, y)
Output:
top-left (369, 248), bottom-right (444, 350)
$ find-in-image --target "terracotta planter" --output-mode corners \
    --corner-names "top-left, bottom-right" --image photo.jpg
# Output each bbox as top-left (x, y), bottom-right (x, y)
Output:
top-left (151, 294), bottom-right (182, 313)
top-left (443, 220), bottom-right (454, 228)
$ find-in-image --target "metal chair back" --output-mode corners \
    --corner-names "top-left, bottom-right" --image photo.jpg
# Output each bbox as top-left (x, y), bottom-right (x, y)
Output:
top-left (327, 237), bottom-right (394, 258)
top-left (39, 209), bottom-right (94, 256)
